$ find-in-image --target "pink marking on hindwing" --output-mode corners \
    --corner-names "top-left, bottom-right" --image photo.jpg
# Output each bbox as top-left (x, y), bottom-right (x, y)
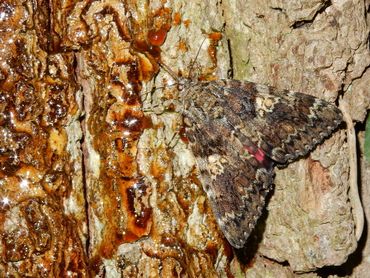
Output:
top-left (244, 145), bottom-right (271, 168)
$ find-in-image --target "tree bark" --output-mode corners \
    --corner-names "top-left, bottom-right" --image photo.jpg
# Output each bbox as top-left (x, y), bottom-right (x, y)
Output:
top-left (0, 0), bottom-right (369, 277)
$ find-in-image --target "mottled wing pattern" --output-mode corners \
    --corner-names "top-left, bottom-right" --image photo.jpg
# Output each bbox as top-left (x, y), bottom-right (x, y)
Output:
top-left (205, 80), bottom-right (343, 164)
top-left (185, 116), bottom-right (274, 248)
top-left (180, 79), bottom-right (342, 248)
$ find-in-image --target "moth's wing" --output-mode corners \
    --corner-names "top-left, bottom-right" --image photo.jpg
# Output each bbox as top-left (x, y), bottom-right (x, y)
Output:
top-left (182, 79), bottom-right (341, 248)
top-left (186, 121), bottom-right (274, 248)
top-left (208, 80), bottom-right (343, 164)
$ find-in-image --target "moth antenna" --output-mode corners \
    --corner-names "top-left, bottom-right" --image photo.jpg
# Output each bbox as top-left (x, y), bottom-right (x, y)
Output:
top-left (142, 103), bottom-right (159, 113)
top-left (140, 78), bottom-right (179, 115)
top-left (158, 61), bottom-right (180, 83)
top-left (166, 128), bottom-right (181, 150)
top-left (189, 11), bottom-right (223, 77)
top-left (139, 85), bottom-right (173, 101)
top-left (189, 36), bottom-right (207, 78)
top-left (139, 85), bottom-right (155, 102)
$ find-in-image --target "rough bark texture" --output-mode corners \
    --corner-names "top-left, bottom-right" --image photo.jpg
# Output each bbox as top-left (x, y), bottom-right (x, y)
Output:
top-left (0, 0), bottom-right (88, 276)
top-left (0, 0), bottom-right (369, 277)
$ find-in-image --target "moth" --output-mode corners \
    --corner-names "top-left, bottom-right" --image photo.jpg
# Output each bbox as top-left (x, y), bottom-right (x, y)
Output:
top-left (165, 76), bottom-right (343, 249)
